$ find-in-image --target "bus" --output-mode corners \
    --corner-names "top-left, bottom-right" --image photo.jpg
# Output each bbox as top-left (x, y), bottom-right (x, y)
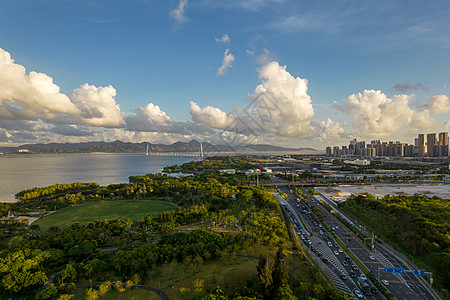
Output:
top-left (357, 276), bottom-right (372, 296)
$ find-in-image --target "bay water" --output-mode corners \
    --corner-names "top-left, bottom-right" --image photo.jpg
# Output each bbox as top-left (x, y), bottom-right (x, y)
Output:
top-left (0, 153), bottom-right (199, 203)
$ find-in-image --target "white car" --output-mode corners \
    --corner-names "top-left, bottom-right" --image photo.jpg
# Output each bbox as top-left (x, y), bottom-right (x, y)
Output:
top-left (354, 289), bottom-right (363, 298)
top-left (369, 255), bottom-right (375, 260)
top-left (382, 279), bottom-right (389, 286)
top-left (334, 251), bottom-right (339, 255)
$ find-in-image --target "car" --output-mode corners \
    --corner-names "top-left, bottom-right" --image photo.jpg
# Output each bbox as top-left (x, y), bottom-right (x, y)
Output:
top-left (311, 247), bottom-right (316, 252)
top-left (349, 271), bottom-right (356, 278)
top-left (328, 242), bottom-right (332, 247)
top-left (371, 286), bottom-right (378, 293)
top-left (345, 256), bottom-right (351, 262)
top-left (334, 243), bottom-right (339, 247)
top-left (319, 224), bottom-right (323, 228)
top-left (369, 255), bottom-right (375, 260)
top-left (323, 237), bottom-right (327, 241)
top-left (338, 248), bottom-right (343, 253)
top-left (342, 260), bottom-right (348, 267)
top-left (360, 274), bottom-right (367, 280)
top-left (331, 226), bottom-right (335, 230)
top-left (341, 274), bottom-right (348, 280)
top-left (334, 251), bottom-right (339, 255)
top-left (323, 258), bottom-right (329, 263)
top-left (317, 253), bottom-right (322, 257)
top-left (354, 289), bottom-right (363, 298)
top-left (382, 279), bottom-right (389, 286)
top-left (319, 230), bottom-right (323, 234)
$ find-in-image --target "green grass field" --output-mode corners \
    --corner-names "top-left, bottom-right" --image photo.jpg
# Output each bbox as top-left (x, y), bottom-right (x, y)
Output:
top-left (34, 200), bottom-right (177, 231)
top-left (71, 253), bottom-right (260, 300)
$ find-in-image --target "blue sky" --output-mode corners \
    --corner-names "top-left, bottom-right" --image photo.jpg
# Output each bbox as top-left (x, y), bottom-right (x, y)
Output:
top-left (0, 0), bottom-right (449, 148)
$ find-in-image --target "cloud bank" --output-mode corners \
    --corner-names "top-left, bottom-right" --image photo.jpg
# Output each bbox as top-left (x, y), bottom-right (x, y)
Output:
top-left (0, 47), bottom-right (447, 148)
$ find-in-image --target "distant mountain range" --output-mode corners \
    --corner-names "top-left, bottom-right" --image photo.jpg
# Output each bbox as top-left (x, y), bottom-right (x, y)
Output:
top-left (0, 140), bottom-right (317, 154)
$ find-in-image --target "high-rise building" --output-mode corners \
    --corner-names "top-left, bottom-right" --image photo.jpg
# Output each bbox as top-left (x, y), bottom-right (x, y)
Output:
top-left (325, 146), bottom-right (332, 157)
top-left (427, 133), bottom-right (436, 156)
top-left (349, 139), bottom-right (357, 155)
top-left (439, 132), bottom-right (449, 156)
top-left (332, 146), bottom-right (340, 157)
top-left (418, 134), bottom-right (425, 157)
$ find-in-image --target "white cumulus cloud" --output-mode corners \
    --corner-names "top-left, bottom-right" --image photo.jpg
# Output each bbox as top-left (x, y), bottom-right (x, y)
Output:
top-left (192, 61), bottom-right (316, 139)
top-left (318, 118), bottom-right (347, 145)
top-left (189, 101), bottom-right (236, 129)
top-left (68, 84), bottom-right (124, 128)
top-left (0, 48), bottom-right (124, 128)
top-left (0, 48), bottom-right (80, 121)
top-left (338, 89), bottom-right (436, 138)
top-left (216, 49), bottom-right (235, 76)
top-left (428, 95), bottom-right (450, 114)
top-left (248, 61), bottom-right (315, 136)
top-left (126, 102), bottom-right (213, 135)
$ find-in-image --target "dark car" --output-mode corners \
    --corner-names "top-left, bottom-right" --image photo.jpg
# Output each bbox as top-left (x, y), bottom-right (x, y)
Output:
top-left (341, 274), bottom-right (348, 280)
top-left (345, 256), bottom-right (351, 262)
top-left (352, 264), bottom-right (358, 271)
top-left (371, 286), bottom-right (378, 293)
top-left (323, 258), bottom-right (329, 263)
top-left (349, 271), bottom-right (356, 278)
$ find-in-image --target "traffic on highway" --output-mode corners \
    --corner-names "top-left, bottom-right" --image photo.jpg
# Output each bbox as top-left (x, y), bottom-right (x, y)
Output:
top-left (278, 186), bottom-right (438, 300)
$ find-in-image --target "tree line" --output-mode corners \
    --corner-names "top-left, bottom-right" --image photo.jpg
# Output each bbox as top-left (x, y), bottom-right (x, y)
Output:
top-left (339, 193), bottom-right (449, 289)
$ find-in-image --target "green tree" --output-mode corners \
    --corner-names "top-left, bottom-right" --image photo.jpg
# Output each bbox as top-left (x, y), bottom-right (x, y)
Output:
top-left (85, 287), bottom-right (99, 300)
top-left (256, 255), bottom-right (273, 298)
top-left (272, 247), bottom-right (288, 291)
top-left (0, 249), bottom-right (50, 293)
top-left (61, 264), bottom-right (77, 284)
top-left (273, 282), bottom-right (297, 300)
top-left (36, 284), bottom-right (58, 299)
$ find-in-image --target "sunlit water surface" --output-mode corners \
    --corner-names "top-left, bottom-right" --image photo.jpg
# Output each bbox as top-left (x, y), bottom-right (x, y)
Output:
top-left (0, 153), bottom-right (199, 203)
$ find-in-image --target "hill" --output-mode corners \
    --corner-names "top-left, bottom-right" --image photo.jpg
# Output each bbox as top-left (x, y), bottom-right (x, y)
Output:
top-left (1, 139), bottom-right (317, 154)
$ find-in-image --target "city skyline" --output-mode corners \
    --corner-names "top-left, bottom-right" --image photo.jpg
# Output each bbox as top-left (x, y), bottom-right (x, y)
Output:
top-left (0, 0), bottom-right (449, 148)
top-left (326, 131), bottom-right (449, 157)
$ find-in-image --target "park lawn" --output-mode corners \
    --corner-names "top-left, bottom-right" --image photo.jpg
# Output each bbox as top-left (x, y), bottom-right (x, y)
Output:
top-left (72, 287), bottom-right (161, 300)
top-left (34, 200), bottom-right (177, 231)
top-left (146, 254), bottom-right (260, 299)
top-left (70, 252), bottom-right (261, 300)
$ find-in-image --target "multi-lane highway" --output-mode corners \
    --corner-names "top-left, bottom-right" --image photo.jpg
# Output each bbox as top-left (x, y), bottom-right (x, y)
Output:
top-left (279, 187), bottom-right (385, 299)
top-left (311, 190), bottom-right (438, 300)
top-left (278, 186), bottom-right (439, 300)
